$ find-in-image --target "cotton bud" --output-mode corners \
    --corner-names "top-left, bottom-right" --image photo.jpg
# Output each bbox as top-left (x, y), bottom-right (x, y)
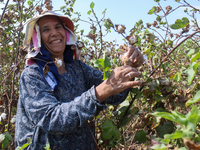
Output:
top-left (54, 58), bottom-right (63, 68)
top-left (116, 25), bottom-right (126, 34)
top-left (127, 34), bottom-right (138, 45)
top-left (77, 41), bottom-right (84, 50)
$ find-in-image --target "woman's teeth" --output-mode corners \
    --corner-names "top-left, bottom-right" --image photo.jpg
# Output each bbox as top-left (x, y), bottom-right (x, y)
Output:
top-left (51, 40), bottom-right (61, 44)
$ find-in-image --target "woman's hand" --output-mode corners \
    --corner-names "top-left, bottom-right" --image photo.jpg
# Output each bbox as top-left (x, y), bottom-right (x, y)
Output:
top-left (121, 45), bottom-right (144, 68)
top-left (95, 65), bottom-right (142, 102)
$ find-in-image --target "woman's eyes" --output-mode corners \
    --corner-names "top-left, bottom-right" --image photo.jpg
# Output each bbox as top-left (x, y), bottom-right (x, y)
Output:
top-left (56, 26), bottom-right (62, 29)
top-left (42, 26), bottom-right (63, 32)
top-left (43, 28), bottom-right (50, 32)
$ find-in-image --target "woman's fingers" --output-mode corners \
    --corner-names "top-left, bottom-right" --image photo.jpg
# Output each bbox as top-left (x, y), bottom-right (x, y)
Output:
top-left (124, 80), bottom-right (142, 88)
top-left (125, 46), bottom-right (136, 57)
top-left (124, 46), bottom-right (144, 67)
top-left (125, 71), bottom-right (141, 80)
top-left (122, 65), bottom-right (138, 74)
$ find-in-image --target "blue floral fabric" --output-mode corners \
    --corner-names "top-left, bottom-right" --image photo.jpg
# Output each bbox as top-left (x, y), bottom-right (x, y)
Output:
top-left (15, 60), bottom-right (129, 150)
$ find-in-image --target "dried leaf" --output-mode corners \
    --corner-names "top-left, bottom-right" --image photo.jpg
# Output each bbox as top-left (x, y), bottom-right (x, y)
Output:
top-left (86, 33), bottom-right (97, 40)
top-left (43, 64), bottom-right (50, 77)
top-left (183, 138), bottom-right (200, 150)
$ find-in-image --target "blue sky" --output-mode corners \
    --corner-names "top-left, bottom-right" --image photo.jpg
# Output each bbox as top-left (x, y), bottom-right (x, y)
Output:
top-left (52, 0), bottom-right (200, 44)
top-left (0, 0), bottom-right (200, 44)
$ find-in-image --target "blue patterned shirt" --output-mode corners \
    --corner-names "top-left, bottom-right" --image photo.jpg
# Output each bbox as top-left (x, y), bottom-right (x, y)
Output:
top-left (15, 60), bottom-right (129, 150)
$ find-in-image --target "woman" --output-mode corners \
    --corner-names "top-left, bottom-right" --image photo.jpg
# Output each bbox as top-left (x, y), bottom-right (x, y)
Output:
top-left (15, 11), bottom-right (144, 150)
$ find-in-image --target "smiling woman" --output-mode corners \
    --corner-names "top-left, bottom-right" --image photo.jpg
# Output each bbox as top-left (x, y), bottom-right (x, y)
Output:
top-left (15, 11), bottom-right (144, 150)
top-left (38, 16), bottom-right (66, 58)
top-left (38, 16), bottom-right (67, 74)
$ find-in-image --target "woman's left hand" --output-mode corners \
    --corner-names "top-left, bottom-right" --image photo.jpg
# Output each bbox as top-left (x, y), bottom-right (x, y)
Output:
top-left (121, 45), bottom-right (144, 68)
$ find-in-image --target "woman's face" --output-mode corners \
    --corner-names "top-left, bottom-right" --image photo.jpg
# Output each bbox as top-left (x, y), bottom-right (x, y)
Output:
top-left (37, 16), bottom-right (66, 59)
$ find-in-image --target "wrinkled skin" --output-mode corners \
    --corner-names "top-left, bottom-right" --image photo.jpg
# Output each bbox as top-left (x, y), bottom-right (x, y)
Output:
top-left (95, 46), bottom-right (144, 102)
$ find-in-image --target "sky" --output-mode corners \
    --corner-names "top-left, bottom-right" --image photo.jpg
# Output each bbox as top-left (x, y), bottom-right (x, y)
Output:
top-left (52, 0), bottom-right (200, 44)
top-left (0, 0), bottom-right (200, 44)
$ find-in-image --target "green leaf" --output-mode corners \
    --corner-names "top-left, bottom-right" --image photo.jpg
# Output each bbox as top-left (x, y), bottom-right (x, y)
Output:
top-left (118, 107), bottom-right (139, 127)
top-left (164, 130), bottom-right (183, 139)
top-left (155, 121), bottom-right (175, 138)
top-left (187, 49), bottom-right (195, 56)
top-left (186, 90), bottom-right (200, 106)
top-left (185, 106), bottom-right (199, 125)
top-left (187, 62), bottom-right (199, 85)
top-left (44, 142), bottom-right (51, 150)
top-left (182, 128), bottom-right (195, 139)
top-left (148, 6), bottom-right (157, 15)
top-left (103, 71), bottom-right (110, 80)
top-left (103, 19), bottom-right (114, 29)
top-left (171, 111), bottom-right (187, 125)
top-left (15, 138), bottom-right (32, 150)
top-left (173, 72), bottom-right (182, 82)
top-left (87, 10), bottom-right (92, 15)
top-left (100, 119), bottom-right (120, 140)
top-left (169, 17), bottom-right (189, 29)
top-left (102, 8), bottom-right (107, 14)
top-left (1, 132), bottom-right (13, 148)
top-left (19, 143), bottom-right (31, 150)
top-left (151, 111), bottom-right (186, 125)
top-left (134, 130), bottom-right (147, 143)
top-left (154, 0), bottom-right (160, 2)
top-left (90, 2), bottom-right (95, 9)
top-left (94, 53), bottom-right (111, 72)
top-left (27, 0), bottom-right (33, 6)
top-left (156, 16), bottom-right (162, 22)
top-left (151, 143), bottom-right (171, 150)
top-left (191, 52), bottom-right (200, 63)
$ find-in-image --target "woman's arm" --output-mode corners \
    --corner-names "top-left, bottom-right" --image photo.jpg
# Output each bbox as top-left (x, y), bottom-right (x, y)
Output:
top-left (79, 61), bottom-right (141, 104)
top-left (19, 66), bottom-right (106, 135)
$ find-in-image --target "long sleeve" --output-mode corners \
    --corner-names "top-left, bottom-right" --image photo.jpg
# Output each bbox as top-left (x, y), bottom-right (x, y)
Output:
top-left (79, 61), bottom-right (130, 105)
top-left (15, 60), bottom-right (130, 149)
top-left (19, 66), bottom-right (106, 134)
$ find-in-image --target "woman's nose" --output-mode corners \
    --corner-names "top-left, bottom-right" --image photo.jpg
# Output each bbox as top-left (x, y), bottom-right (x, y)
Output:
top-left (50, 28), bottom-right (58, 36)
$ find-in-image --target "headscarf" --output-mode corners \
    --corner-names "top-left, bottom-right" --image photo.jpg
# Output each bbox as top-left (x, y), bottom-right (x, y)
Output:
top-left (23, 11), bottom-right (78, 91)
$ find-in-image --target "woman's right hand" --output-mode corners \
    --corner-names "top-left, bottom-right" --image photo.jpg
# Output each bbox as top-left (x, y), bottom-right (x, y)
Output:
top-left (95, 65), bottom-right (142, 102)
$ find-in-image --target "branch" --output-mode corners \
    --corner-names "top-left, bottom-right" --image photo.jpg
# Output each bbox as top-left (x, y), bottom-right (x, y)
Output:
top-left (0, 0), bottom-right (10, 23)
top-left (118, 30), bottom-right (200, 128)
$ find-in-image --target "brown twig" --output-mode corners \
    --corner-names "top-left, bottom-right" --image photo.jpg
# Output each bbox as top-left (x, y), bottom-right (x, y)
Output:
top-left (0, 0), bottom-right (10, 23)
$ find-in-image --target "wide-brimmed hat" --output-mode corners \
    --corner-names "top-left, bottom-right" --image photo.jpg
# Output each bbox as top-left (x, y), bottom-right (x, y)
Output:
top-left (23, 10), bottom-right (77, 59)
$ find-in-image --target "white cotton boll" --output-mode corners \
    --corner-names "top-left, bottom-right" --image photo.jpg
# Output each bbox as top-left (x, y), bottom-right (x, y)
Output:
top-left (54, 58), bottom-right (63, 68)
top-left (1, 113), bottom-right (6, 120)
top-left (77, 41), bottom-right (84, 48)
top-left (84, 55), bottom-right (90, 62)
top-left (117, 25), bottom-right (126, 34)
top-left (16, 72), bottom-right (20, 78)
top-left (10, 116), bottom-right (16, 124)
top-left (129, 35), bottom-right (138, 44)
